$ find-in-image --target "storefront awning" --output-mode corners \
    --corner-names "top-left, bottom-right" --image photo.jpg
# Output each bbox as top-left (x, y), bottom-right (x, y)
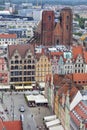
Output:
top-left (15, 86), bottom-right (33, 90)
top-left (15, 86), bottom-right (24, 89)
top-left (24, 86), bottom-right (33, 89)
top-left (0, 85), bottom-right (10, 89)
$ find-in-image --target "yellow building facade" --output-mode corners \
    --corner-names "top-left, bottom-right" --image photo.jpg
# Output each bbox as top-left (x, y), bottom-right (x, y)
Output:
top-left (35, 55), bottom-right (52, 82)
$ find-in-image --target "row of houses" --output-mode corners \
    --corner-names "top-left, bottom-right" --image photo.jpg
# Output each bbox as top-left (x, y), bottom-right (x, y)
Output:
top-left (45, 73), bottom-right (87, 130)
top-left (0, 44), bottom-right (87, 89)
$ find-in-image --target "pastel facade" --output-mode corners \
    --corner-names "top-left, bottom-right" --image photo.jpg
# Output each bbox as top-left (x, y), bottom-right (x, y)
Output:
top-left (0, 33), bottom-right (17, 45)
top-left (35, 55), bottom-right (52, 82)
top-left (8, 44), bottom-right (35, 90)
top-left (0, 57), bottom-right (9, 85)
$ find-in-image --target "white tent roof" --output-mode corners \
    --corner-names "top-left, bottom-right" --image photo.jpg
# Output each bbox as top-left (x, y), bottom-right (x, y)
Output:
top-left (0, 85), bottom-right (10, 89)
top-left (26, 94), bottom-right (48, 104)
top-left (45, 119), bottom-right (60, 128)
top-left (49, 125), bottom-right (64, 130)
top-left (44, 115), bottom-right (57, 122)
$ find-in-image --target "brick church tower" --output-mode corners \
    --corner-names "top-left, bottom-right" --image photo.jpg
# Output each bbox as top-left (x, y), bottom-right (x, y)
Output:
top-left (41, 11), bottom-right (55, 46)
top-left (60, 7), bottom-right (72, 46)
top-left (32, 7), bottom-right (73, 46)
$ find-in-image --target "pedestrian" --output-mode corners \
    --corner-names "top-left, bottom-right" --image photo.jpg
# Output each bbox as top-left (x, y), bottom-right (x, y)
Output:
top-left (31, 114), bottom-right (33, 117)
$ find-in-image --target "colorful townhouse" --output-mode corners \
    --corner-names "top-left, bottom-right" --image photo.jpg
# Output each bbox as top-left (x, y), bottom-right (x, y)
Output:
top-left (0, 57), bottom-right (9, 87)
top-left (8, 44), bottom-right (35, 90)
top-left (0, 33), bottom-right (17, 46)
top-left (35, 54), bottom-right (52, 82)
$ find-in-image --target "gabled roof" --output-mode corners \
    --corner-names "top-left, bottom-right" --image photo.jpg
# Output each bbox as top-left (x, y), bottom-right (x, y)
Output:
top-left (70, 101), bottom-right (87, 127)
top-left (53, 74), bottom-right (65, 86)
top-left (72, 45), bottom-right (83, 60)
top-left (58, 83), bottom-right (78, 102)
top-left (8, 44), bottom-right (34, 59)
top-left (54, 22), bottom-right (62, 35)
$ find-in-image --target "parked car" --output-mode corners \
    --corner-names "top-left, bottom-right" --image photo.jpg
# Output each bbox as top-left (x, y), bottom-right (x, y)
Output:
top-left (19, 105), bottom-right (25, 112)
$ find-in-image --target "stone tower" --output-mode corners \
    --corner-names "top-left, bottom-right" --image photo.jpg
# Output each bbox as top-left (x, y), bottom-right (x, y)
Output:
top-left (60, 7), bottom-right (72, 46)
top-left (41, 10), bottom-right (55, 46)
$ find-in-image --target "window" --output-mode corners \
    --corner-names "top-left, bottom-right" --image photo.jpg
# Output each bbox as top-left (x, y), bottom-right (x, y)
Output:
top-left (67, 16), bottom-right (69, 20)
top-left (32, 77), bottom-right (35, 81)
top-left (15, 55), bottom-right (18, 58)
top-left (32, 65), bottom-right (35, 69)
top-left (78, 64), bottom-right (80, 67)
top-left (11, 66), bottom-right (14, 70)
top-left (15, 60), bottom-right (18, 64)
top-left (32, 60), bottom-right (35, 63)
top-left (24, 60), bottom-right (26, 63)
top-left (57, 39), bottom-right (59, 44)
top-left (28, 55), bottom-right (31, 58)
top-left (24, 71), bottom-right (26, 75)
top-left (48, 16), bottom-right (51, 21)
top-left (78, 69), bottom-right (80, 73)
top-left (15, 66), bottom-right (18, 69)
top-left (28, 65), bottom-right (31, 69)
top-left (75, 64), bottom-right (77, 67)
top-left (66, 25), bottom-right (68, 30)
top-left (78, 81), bottom-right (81, 84)
top-left (20, 60), bottom-right (22, 64)
top-left (28, 60), bottom-right (31, 63)
top-left (11, 60), bottom-right (13, 64)
top-left (24, 65), bottom-right (26, 69)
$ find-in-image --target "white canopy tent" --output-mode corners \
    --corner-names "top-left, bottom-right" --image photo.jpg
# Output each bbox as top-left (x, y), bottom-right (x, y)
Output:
top-left (26, 94), bottom-right (48, 104)
top-left (49, 125), bottom-right (64, 130)
top-left (43, 115), bottom-right (57, 122)
top-left (45, 119), bottom-right (60, 128)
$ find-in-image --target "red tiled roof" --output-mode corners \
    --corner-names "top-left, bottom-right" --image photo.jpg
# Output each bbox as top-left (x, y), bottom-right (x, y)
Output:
top-left (50, 51), bottom-right (63, 57)
top-left (73, 73), bottom-right (87, 84)
top-left (53, 74), bottom-right (65, 86)
top-left (8, 44), bottom-right (34, 59)
top-left (0, 33), bottom-right (17, 38)
top-left (72, 45), bottom-right (83, 60)
top-left (58, 83), bottom-right (78, 103)
top-left (71, 101), bottom-right (87, 127)
top-left (4, 121), bottom-right (22, 130)
top-left (0, 120), bottom-right (22, 130)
